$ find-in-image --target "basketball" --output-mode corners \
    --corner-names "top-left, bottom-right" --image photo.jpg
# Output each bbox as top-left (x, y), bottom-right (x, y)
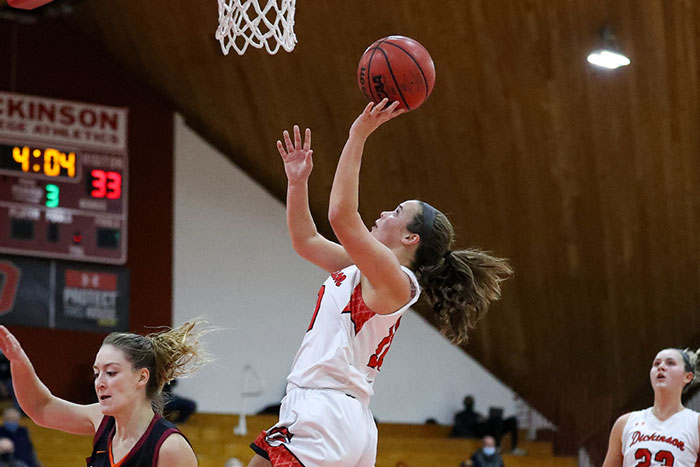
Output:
top-left (7, 0), bottom-right (54, 9)
top-left (357, 35), bottom-right (436, 111)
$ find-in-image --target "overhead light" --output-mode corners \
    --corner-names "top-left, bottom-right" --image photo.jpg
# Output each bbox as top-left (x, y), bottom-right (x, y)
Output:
top-left (587, 25), bottom-right (630, 70)
top-left (587, 50), bottom-right (630, 69)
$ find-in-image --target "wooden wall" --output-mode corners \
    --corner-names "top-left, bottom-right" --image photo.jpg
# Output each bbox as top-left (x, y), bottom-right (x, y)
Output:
top-left (0, 19), bottom-right (174, 404)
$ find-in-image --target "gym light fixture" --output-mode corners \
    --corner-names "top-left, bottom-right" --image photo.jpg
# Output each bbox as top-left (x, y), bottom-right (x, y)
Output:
top-left (587, 25), bottom-right (630, 69)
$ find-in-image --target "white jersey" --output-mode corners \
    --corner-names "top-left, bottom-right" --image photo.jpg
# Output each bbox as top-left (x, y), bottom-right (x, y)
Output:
top-left (286, 264), bottom-right (420, 402)
top-left (621, 408), bottom-right (700, 467)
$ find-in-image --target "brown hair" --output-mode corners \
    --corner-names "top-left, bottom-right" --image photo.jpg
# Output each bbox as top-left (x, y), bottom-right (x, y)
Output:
top-left (674, 348), bottom-right (700, 391)
top-left (407, 202), bottom-right (513, 344)
top-left (102, 319), bottom-right (208, 412)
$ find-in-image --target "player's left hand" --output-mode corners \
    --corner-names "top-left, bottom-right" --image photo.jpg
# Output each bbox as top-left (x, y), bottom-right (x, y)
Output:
top-left (278, 125), bottom-right (313, 185)
top-left (0, 326), bottom-right (28, 364)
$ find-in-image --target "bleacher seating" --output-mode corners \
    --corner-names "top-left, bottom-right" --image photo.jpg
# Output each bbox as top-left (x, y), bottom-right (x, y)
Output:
top-left (22, 413), bottom-right (577, 467)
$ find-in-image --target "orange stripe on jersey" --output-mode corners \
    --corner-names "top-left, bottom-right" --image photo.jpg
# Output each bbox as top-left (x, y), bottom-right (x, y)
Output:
top-left (108, 437), bottom-right (125, 467)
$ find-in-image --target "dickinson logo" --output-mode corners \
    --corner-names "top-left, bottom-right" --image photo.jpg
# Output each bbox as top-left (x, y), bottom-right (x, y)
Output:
top-left (630, 431), bottom-right (685, 451)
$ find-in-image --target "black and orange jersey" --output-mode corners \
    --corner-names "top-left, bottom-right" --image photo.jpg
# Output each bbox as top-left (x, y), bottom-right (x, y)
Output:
top-left (86, 413), bottom-right (188, 467)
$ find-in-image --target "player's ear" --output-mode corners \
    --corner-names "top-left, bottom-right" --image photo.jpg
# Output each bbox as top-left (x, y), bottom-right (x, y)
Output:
top-left (137, 368), bottom-right (150, 388)
top-left (402, 233), bottom-right (420, 246)
top-left (684, 371), bottom-right (694, 385)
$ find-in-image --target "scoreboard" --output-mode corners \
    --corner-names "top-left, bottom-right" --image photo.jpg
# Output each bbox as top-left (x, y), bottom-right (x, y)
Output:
top-left (0, 92), bottom-right (128, 264)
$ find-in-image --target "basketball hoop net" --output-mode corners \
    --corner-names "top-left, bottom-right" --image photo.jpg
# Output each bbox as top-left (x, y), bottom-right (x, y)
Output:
top-left (215, 0), bottom-right (297, 55)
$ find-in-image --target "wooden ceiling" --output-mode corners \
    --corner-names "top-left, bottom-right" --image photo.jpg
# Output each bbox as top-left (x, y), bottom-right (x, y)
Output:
top-left (5, 0), bottom-right (699, 460)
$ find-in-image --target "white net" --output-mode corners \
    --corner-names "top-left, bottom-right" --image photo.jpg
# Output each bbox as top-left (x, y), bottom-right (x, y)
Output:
top-left (215, 0), bottom-right (297, 55)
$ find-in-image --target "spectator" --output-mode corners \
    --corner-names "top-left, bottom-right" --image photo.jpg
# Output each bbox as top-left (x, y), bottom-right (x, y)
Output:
top-left (469, 435), bottom-right (504, 467)
top-left (0, 408), bottom-right (37, 467)
top-left (451, 395), bottom-right (487, 438)
top-left (0, 438), bottom-right (28, 467)
top-left (163, 379), bottom-right (197, 424)
top-left (451, 395), bottom-right (525, 455)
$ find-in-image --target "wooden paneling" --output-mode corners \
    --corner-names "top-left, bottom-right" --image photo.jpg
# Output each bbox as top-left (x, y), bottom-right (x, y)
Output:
top-left (5, 0), bottom-right (694, 461)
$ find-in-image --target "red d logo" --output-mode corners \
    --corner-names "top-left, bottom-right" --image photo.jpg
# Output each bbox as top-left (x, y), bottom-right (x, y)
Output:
top-left (0, 261), bottom-right (21, 315)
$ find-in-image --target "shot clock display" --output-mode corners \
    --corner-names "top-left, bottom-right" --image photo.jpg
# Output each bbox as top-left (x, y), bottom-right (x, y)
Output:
top-left (0, 141), bottom-right (128, 264)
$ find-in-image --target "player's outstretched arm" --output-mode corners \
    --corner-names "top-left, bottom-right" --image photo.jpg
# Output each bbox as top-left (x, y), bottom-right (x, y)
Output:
top-left (602, 413), bottom-right (629, 467)
top-left (328, 100), bottom-right (410, 309)
top-left (278, 125), bottom-right (351, 272)
top-left (0, 326), bottom-right (102, 436)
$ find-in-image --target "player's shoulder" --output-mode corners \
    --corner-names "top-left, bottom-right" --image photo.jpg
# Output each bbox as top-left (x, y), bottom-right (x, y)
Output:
top-left (675, 407), bottom-right (700, 426)
top-left (688, 407), bottom-right (700, 425)
top-left (157, 432), bottom-right (196, 467)
top-left (613, 412), bottom-right (634, 432)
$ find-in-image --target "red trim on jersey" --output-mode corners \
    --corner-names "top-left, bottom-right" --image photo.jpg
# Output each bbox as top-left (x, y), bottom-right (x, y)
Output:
top-left (103, 413), bottom-right (161, 466)
top-left (341, 284), bottom-right (376, 335)
top-left (368, 317), bottom-right (401, 370)
top-left (151, 428), bottom-right (180, 467)
top-left (252, 430), bottom-right (306, 467)
top-left (307, 285), bottom-right (325, 332)
top-left (93, 416), bottom-right (111, 445)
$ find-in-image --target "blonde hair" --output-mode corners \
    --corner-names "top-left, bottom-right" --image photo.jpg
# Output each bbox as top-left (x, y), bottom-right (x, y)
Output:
top-left (103, 319), bottom-right (209, 411)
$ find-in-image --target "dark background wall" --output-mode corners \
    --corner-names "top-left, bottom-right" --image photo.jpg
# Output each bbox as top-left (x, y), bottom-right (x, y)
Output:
top-left (0, 20), bottom-right (174, 403)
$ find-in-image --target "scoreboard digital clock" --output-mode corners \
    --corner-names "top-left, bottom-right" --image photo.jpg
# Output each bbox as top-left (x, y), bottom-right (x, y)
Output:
top-left (0, 142), bottom-right (127, 264)
top-left (0, 144), bottom-right (77, 178)
top-left (0, 92), bottom-right (128, 265)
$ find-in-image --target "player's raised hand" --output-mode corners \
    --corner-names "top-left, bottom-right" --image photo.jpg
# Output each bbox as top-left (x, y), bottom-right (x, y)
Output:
top-left (0, 326), bottom-right (28, 364)
top-left (349, 98), bottom-right (405, 139)
top-left (278, 125), bottom-right (313, 185)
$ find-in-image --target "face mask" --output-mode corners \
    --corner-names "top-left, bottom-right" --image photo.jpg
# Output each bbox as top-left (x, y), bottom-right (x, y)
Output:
top-left (482, 446), bottom-right (496, 456)
top-left (3, 421), bottom-right (18, 432)
top-left (0, 452), bottom-right (11, 462)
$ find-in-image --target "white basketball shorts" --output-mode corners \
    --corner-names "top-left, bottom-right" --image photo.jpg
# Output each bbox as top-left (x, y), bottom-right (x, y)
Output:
top-left (251, 387), bottom-right (377, 466)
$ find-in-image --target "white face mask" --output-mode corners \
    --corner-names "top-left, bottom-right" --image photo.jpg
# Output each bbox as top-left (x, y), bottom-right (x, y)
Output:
top-left (482, 446), bottom-right (496, 456)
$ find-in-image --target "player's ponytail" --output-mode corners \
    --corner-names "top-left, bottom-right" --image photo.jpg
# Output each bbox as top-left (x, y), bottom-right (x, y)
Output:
top-left (407, 202), bottom-right (513, 344)
top-left (103, 319), bottom-right (209, 412)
